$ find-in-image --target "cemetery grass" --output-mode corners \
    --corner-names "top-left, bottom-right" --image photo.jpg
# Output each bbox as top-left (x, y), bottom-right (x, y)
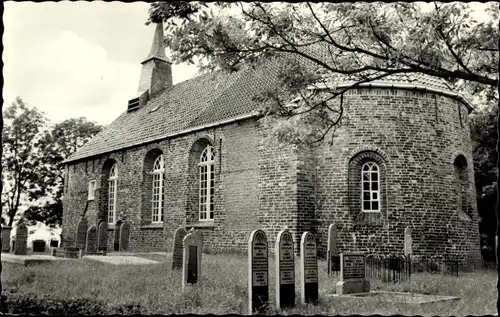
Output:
top-left (1, 253), bottom-right (496, 315)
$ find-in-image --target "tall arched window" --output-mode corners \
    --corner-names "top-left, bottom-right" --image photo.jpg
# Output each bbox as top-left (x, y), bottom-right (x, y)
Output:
top-left (108, 163), bottom-right (118, 224)
top-left (454, 155), bottom-right (470, 218)
top-left (151, 154), bottom-right (164, 223)
top-left (361, 162), bottom-right (380, 212)
top-left (199, 145), bottom-right (215, 221)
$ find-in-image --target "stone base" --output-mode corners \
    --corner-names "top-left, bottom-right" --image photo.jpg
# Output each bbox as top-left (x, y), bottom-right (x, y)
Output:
top-left (335, 279), bottom-right (370, 295)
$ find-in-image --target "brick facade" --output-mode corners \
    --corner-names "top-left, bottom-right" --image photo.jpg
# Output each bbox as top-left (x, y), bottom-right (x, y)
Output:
top-left (63, 87), bottom-right (481, 269)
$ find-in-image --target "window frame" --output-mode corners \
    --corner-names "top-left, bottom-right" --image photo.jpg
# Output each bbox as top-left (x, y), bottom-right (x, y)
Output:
top-left (88, 180), bottom-right (96, 201)
top-left (108, 163), bottom-right (118, 224)
top-left (151, 154), bottom-right (165, 224)
top-left (198, 145), bottom-right (215, 222)
top-left (361, 162), bottom-right (381, 213)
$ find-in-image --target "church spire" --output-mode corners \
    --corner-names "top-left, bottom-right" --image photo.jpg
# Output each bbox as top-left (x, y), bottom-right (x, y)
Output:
top-left (142, 21), bottom-right (168, 63)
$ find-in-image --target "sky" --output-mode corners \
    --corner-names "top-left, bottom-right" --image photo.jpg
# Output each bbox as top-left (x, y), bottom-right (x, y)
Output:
top-left (3, 1), bottom-right (200, 125)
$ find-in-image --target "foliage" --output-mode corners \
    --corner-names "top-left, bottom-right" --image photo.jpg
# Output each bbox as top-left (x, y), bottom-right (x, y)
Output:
top-left (23, 118), bottom-right (102, 228)
top-left (1, 97), bottom-right (47, 227)
top-left (147, 2), bottom-right (498, 144)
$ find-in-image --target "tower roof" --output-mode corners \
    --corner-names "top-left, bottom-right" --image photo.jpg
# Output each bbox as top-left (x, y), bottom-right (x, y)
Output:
top-left (142, 22), bottom-right (168, 64)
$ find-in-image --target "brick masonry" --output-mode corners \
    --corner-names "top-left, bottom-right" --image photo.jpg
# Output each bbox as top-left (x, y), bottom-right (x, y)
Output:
top-left (62, 87), bottom-right (481, 269)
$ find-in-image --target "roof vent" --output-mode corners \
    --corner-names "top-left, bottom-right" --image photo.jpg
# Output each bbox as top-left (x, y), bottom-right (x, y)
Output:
top-left (127, 97), bottom-right (140, 112)
top-left (127, 90), bottom-right (149, 113)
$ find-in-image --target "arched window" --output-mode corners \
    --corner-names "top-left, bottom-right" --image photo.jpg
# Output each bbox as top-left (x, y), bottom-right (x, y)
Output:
top-left (108, 163), bottom-right (118, 224)
top-left (361, 162), bottom-right (380, 212)
top-left (454, 155), bottom-right (470, 218)
top-left (151, 154), bottom-right (164, 223)
top-left (199, 145), bottom-right (215, 221)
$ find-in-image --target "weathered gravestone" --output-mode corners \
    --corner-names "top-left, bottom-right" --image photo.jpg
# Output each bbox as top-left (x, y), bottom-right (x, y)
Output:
top-left (182, 229), bottom-right (203, 292)
top-left (75, 218), bottom-right (88, 250)
top-left (119, 221), bottom-right (130, 252)
top-left (172, 227), bottom-right (188, 269)
top-left (1, 226), bottom-right (12, 252)
top-left (335, 253), bottom-right (370, 295)
top-left (275, 229), bottom-right (295, 310)
top-left (404, 226), bottom-right (412, 256)
top-left (14, 223), bottom-right (28, 255)
top-left (85, 226), bottom-right (98, 254)
top-left (327, 223), bottom-right (338, 276)
top-left (97, 221), bottom-right (108, 254)
top-left (248, 229), bottom-right (269, 314)
top-left (300, 232), bottom-right (318, 304)
top-left (113, 220), bottom-right (123, 251)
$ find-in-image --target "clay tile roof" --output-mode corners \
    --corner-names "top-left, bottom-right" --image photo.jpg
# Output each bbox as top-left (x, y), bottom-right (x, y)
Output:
top-left (64, 45), bottom-right (463, 164)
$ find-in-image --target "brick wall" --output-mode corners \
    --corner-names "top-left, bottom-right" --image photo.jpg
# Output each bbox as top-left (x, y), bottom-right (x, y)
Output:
top-left (63, 87), bottom-right (480, 268)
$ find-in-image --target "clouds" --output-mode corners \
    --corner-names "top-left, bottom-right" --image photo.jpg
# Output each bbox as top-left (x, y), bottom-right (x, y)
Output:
top-left (3, 2), bottom-right (199, 125)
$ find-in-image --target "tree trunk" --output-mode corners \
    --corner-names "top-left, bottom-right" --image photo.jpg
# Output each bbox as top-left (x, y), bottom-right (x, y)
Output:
top-left (496, 36), bottom-right (500, 315)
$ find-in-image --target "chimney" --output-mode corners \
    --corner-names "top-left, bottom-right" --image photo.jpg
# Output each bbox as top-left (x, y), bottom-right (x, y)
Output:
top-left (129, 22), bottom-right (172, 112)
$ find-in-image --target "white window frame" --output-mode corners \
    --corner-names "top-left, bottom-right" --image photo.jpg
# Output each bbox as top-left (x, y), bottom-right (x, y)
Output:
top-left (108, 164), bottom-right (118, 224)
top-left (151, 155), bottom-right (165, 223)
top-left (198, 145), bottom-right (215, 221)
top-left (88, 180), bottom-right (96, 200)
top-left (361, 162), bottom-right (381, 212)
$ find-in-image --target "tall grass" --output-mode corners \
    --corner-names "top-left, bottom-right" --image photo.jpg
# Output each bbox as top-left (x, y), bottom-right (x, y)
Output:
top-left (1, 253), bottom-right (496, 315)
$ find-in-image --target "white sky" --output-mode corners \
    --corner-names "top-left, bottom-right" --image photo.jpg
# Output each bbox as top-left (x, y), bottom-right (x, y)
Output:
top-left (3, 1), bottom-right (200, 126)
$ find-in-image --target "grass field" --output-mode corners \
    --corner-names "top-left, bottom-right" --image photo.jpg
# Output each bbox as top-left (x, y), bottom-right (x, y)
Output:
top-left (1, 253), bottom-right (497, 315)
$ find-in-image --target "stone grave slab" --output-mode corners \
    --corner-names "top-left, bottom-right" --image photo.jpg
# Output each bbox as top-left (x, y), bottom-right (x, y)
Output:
top-left (335, 253), bottom-right (370, 295)
top-left (14, 224), bottom-right (28, 255)
top-left (86, 226), bottom-right (98, 254)
top-left (404, 227), bottom-right (412, 256)
top-left (119, 221), bottom-right (130, 252)
top-left (275, 229), bottom-right (295, 310)
top-left (327, 223), bottom-right (338, 276)
top-left (84, 255), bottom-right (160, 265)
top-left (300, 231), bottom-right (318, 304)
top-left (172, 227), bottom-right (187, 269)
top-left (248, 229), bottom-right (269, 314)
top-left (1, 253), bottom-right (76, 266)
top-left (113, 220), bottom-right (123, 251)
top-left (75, 218), bottom-right (88, 250)
top-left (329, 291), bottom-right (460, 304)
top-left (98, 221), bottom-right (108, 253)
top-left (2, 226), bottom-right (12, 252)
top-left (182, 229), bottom-right (203, 292)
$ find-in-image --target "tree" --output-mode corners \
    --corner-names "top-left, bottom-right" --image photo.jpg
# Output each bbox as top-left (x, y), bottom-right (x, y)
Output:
top-left (147, 0), bottom-right (499, 310)
top-left (23, 118), bottom-right (102, 228)
top-left (1, 97), bottom-right (47, 227)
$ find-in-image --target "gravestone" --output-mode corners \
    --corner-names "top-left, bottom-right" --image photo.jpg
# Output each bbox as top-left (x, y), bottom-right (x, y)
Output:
top-left (275, 229), bottom-right (295, 310)
top-left (404, 226), bottom-right (412, 256)
top-left (97, 221), bottom-right (108, 254)
top-left (75, 218), bottom-right (88, 250)
top-left (119, 221), bottom-right (130, 252)
top-left (113, 220), bottom-right (123, 251)
top-left (327, 223), bottom-right (338, 276)
top-left (172, 227), bottom-right (188, 269)
top-left (182, 229), bottom-right (203, 292)
top-left (1, 226), bottom-right (12, 252)
top-left (14, 223), bottom-right (28, 255)
top-left (85, 226), bottom-right (98, 254)
top-left (300, 232), bottom-right (318, 304)
top-left (248, 229), bottom-right (269, 314)
top-left (335, 252), bottom-right (370, 295)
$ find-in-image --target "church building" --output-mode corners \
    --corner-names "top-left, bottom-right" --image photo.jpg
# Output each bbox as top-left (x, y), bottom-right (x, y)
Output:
top-left (62, 23), bottom-right (481, 268)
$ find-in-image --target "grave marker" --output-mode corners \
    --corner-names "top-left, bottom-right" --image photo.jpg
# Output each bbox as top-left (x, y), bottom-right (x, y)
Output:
top-left (327, 223), bottom-right (338, 276)
top-left (114, 220), bottom-right (123, 251)
top-left (75, 218), bottom-right (88, 250)
top-left (119, 221), bottom-right (130, 252)
top-left (172, 227), bottom-right (188, 269)
top-left (97, 222), bottom-right (108, 254)
top-left (335, 252), bottom-right (370, 295)
top-left (248, 229), bottom-right (269, 314)
top-left (404, 226), bottom-right (412, 256)
top-left (300, 232), bottom-right (318, 304)
top-left (1, 226), bottom-right (12, 252)
top-left (14, 223), bottom-right (28, 255)
top-left (275, 229), bottom-right (295, 310)
top-left (85, 226), bottom-right (98, 254)
top-left (182, 229), bottom-right (203, 292)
